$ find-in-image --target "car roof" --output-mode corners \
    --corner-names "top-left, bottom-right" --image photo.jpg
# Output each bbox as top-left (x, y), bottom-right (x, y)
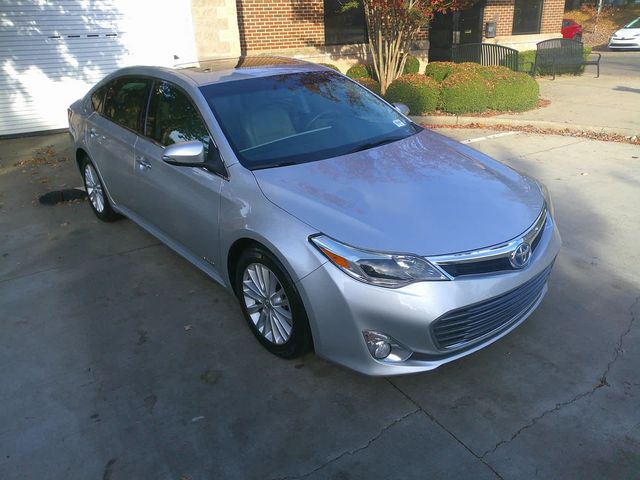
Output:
top-left (174, 56), bottom-right (326, 86)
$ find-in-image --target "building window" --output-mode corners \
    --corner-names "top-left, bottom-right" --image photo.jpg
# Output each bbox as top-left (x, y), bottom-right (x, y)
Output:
top-left (324, 0), bottom-right (367, 45)
top-left (513, 0), bottom-right (543, 35)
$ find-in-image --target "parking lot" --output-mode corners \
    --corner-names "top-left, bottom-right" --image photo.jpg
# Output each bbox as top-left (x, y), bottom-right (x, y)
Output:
top-left (1, 129), bottom-right (639, 479)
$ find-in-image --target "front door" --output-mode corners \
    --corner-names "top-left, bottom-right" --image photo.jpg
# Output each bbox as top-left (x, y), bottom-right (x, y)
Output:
top-left (459, 1), bottom-right (484, 45)
top-left (428, 1), bottom-right (485, 61)
top-left (128, 80), bottom-right (224, 269)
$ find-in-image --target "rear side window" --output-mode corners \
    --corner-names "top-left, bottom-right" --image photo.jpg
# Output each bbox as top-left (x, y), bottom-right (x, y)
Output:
top-left (103, 77), bottom-right (150, 132)
top-left (90, 86), bottom-right (107, 112)
top-left (145, 81), bottom-right (210, 148)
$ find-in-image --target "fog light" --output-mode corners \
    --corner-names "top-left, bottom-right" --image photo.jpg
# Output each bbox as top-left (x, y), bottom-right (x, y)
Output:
top-left (363, 331), bottom-right (412, 363)
top-left (373, 340), bottom-right (392, 359)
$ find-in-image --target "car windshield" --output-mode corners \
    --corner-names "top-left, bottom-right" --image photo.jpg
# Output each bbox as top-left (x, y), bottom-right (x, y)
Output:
top-left (199, 71), bottom-right (421, 169)
top-left (623, 17), bottom-right (640, 29)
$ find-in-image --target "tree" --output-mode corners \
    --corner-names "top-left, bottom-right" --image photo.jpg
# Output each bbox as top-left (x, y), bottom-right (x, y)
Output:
top-left (343, 0), bottom-right (475, 95)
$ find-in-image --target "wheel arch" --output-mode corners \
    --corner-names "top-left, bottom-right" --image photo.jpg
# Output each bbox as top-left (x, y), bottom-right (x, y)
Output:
top-left (76, 148), bottom-right (119, 213)
top-left (224, 230), bottom-right (320, 295)
top-left (75, 147), bottom-right (89, 172)
top-left (226, 236), bottom-right (296, 295)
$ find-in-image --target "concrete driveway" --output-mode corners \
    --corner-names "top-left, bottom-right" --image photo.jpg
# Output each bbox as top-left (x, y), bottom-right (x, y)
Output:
top-left (598, 50), bottom-right (640, 77)
top-left (485, 51), bottom-right (640, 137)
top-left (1, 130), bottom-right (639, 479)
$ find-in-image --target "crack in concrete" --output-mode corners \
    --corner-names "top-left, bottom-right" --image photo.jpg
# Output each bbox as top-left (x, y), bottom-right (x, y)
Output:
top-left (481, 294), bottom-right (640, 459)
top-left (102, 457), bottom-right (117, 480)
top-left (0, 242), bottom-right (161, 285)
top-left (269, 408), bottom-right (420, 480)
top-left (386, 379), bottom-right (505, 480)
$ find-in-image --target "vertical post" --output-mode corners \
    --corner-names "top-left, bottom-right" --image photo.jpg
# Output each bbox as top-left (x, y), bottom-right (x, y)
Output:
top-left (594, 0), bottom-right (604, 33)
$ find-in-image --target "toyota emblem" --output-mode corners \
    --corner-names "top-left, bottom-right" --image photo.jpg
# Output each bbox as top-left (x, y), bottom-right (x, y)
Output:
top-left (510, 242), bottom-right (532, 269)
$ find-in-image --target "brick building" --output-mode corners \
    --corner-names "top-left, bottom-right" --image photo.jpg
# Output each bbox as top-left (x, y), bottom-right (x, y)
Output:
top-left (483, 0), bottom-right (566, 47)
top-left (228, 0), bottom-right (566, 69)
top-left (0, 0), bottom-right (565, 135)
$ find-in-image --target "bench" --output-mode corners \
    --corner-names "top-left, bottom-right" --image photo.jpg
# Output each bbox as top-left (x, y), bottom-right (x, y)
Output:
top-left (451, 43), bottom-right (519, 72)
top-left (532, 38), bottom-right (601, 80)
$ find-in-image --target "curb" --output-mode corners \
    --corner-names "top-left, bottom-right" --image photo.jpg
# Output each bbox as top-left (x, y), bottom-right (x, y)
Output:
top-left (411, 115), bottom-right (639, 138)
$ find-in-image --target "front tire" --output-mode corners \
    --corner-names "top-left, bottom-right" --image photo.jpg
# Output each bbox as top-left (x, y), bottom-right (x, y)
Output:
top-left (235, 246), bottom-right (312, 358)
top-left (81, 157), bottom-right (119, 222)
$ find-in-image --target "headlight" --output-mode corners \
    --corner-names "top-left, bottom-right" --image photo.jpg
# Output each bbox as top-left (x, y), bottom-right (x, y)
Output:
top-left (310, 235), bottom-right (448, 288)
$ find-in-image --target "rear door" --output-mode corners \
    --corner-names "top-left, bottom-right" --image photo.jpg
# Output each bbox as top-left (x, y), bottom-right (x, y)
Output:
top-left (86, 76), bottom-right (150, 206)
top-left (128, 80), bottom-right (225, 266)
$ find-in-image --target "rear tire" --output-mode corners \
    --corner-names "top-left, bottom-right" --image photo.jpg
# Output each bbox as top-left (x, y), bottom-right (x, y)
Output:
top-left (235, 246), bottom-right (313, 359)
top-left (80, 156), bottom-right (119, 222)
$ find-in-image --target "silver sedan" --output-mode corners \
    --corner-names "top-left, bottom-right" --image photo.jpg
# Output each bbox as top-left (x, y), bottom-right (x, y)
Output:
top-left (68, 57), bottom-right (561, 376)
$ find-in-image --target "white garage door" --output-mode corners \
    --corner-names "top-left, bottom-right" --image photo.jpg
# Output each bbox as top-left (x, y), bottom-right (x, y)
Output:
top-left (0, 0), bottom-right (198, 136)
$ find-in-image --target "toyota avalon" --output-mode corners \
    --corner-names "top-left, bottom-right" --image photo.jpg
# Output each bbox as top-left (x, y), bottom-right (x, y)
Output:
top-left (68, 57), bottom-right (561, 375)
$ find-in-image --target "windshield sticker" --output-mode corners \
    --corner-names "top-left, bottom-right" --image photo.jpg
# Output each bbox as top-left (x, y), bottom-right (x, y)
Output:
top-left (393, 119), bottom-right (406, 127)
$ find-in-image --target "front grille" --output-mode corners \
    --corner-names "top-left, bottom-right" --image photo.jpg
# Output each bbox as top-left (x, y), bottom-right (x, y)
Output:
top-left (435, 210), bottom-right (548, 278)
top-left (432, 264), bottom-right (553, 350)
top-left (440, 257), bottom-right (512, 277)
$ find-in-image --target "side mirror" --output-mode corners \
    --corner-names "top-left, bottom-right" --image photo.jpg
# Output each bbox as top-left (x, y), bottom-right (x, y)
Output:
top-left (162, 141), bottom-right (205, 166)
top-left (162, 140), bottom-right (227, 177)
top-left (393, 102), bottom-right (410, 116)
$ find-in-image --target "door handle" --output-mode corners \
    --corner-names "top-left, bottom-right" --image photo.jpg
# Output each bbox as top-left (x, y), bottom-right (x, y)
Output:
top-left (135, 156), bottom-right (152, 171)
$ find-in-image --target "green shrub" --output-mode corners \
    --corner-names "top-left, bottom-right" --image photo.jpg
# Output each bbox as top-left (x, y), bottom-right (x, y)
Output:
top-left (477, 65), bottom-right (513, 79)
top-left (579, 46), bottom-right (593, 74)
top-left (487, 70), bottom-right (539, 112)
top-left (355, 78), bottom-right (381, 95)
top-left (516, 50), bottom-right (536, 73)
top-left (441, 71), bottom-right (490, 114)
top-left (346, 63), bottom-right (371, 79)
top-left (424, 61), bottom-right (483, 82)
top-left (318, 62), bottom-right (340, 72)
top-left (424, 61), bottom-right (457, 82)
top-left (385, 74), bottom-right (440, 115)
top-left (402, 55), bottom-right (420, 74)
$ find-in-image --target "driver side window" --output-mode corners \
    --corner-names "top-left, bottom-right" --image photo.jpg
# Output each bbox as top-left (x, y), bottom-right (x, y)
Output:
top-left (146, 81), bottom-right (210, 152)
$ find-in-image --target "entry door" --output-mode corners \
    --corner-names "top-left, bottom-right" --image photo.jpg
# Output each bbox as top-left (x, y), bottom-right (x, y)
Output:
top-left (458, 1), bottom-right (484, 45)
top-left (428, 11), bottom-right (455, 61)
top-left (128, 81), bottom-right (224, 266)
top-left (428, 1), bottom-right (485, 61)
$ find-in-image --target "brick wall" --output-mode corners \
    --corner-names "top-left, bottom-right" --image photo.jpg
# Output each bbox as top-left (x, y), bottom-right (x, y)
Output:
top-left (236, 0), bottom-right (325, 52)
top-left (483, 0), bottom-right (515, 36)
top-left (482, 0), bottom-right (564, 37)
top-left (540, 0), bottom-right (564, 34)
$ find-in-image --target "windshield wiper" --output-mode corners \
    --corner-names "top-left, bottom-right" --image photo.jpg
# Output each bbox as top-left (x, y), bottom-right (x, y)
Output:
top-left (252, 160), bottom-right (297, 170)
top-left (347, 135), bottom-right (407, 154)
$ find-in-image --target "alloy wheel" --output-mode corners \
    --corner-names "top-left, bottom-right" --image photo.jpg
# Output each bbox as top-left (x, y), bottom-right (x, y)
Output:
top-left (84, 163), bottom-right (105, 213)
top-left (242, 263), bottom-right (293, 344)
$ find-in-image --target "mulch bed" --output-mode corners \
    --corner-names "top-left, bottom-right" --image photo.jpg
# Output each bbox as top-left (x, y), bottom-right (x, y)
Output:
top-left (422, 122), bottom-right (640, 146)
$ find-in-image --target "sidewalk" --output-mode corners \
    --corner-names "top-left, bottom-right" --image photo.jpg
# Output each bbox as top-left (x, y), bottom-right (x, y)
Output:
top-left (415, 64), bottom-right (640, 137)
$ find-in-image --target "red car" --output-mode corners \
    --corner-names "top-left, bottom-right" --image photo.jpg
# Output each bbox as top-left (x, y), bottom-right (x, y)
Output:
top-left (562, 19), bottom-right (583, 41)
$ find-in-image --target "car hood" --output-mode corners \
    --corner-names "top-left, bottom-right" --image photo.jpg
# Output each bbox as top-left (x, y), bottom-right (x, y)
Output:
top-left (253, 129), bottom-right (544, 256)
top-left (613, 27), bottom-right (640, 37)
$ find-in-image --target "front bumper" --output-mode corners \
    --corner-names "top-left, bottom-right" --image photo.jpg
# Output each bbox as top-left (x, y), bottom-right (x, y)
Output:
top-left (298, 216), bottom-right (562, 376)
top-left (609, 39), bottom-right (640, 49)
